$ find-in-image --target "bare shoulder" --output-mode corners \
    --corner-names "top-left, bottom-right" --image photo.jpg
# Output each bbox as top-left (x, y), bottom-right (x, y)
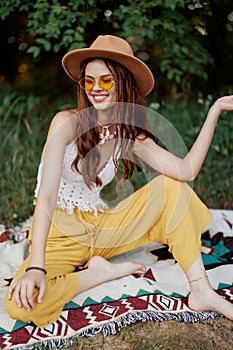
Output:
top-left (48, 109), bottom-right (79, 143)
top-left (51, 109), bottom-right (78, 128)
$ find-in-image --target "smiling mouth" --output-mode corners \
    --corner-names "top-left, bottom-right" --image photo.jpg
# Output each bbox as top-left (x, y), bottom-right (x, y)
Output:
top-left (92, 95), bottom-right (108, 102)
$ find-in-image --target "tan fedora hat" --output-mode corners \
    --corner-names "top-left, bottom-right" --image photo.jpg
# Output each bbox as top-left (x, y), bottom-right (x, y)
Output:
top-left (62, 35), bottom-right (154, 96)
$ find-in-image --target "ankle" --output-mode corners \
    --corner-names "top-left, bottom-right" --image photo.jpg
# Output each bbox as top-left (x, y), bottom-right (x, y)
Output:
top-left (188, 274), bottom-right (212, 293)
top-left (188, 273), bottom-right (208, 284)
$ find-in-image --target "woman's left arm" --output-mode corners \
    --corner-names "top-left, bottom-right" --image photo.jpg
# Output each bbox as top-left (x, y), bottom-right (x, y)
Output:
top-left (133, 95), bottom-right (233, 181)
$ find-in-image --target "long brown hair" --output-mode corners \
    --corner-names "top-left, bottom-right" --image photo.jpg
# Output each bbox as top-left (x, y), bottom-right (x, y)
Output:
top-left (72, 58), bottom-right (156, 188)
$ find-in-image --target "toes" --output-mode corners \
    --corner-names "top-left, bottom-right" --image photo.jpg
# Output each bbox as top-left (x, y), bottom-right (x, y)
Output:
top-left (88, 256), bottom-right (146, 278)
top-left (132, 264), bottom-right (146, 274)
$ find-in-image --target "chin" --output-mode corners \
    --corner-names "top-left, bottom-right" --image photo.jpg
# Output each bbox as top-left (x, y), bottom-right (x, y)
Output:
top-left (93, 102), bottom-right (114, 111)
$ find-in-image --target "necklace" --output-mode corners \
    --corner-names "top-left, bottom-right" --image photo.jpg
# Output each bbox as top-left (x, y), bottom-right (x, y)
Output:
top-left (97, 121), bottom-right (117, 145)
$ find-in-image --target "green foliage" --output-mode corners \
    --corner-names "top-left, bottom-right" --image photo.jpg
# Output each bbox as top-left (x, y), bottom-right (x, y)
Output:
top-left (0, 0), bottom-right (233, 224)
top-left (0, 0), bottom-right (217, 86)
top-left (110, 0), bottom-right (213, 83)
top-left (0, 86), bottom-right (52, 225)
top-left (0, 0), bottom-right (100, 57)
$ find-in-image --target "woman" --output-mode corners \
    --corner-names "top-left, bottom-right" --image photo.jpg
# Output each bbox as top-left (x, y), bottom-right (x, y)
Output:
top-left (5, 35), bottom-right (233, 327)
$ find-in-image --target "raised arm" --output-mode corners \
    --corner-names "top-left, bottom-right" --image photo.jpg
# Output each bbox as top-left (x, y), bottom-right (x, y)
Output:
top-left (133, 95), bottom-right (233, 181)
top-left (8, 110), bottom-right (77, 311)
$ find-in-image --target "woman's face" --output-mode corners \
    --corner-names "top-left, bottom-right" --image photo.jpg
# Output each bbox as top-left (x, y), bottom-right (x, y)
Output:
top-left (84, 59), bottom-right (117, 112)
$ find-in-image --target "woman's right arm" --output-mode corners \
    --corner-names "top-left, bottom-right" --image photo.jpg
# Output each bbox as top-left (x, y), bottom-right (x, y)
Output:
top-left (8, 110), bottom-right (77, 312)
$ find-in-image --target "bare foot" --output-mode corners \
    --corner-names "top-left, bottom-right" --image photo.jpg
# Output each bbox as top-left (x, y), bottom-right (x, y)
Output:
top-left (188, 288), bottom-right (233, 320)
top-left (88, 256), bottom-right (146, 282)
top-left (75, 256), bottom-right (147, 296)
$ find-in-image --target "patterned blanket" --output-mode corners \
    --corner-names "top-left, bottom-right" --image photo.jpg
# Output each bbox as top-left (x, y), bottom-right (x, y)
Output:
top-left (0, 209), bottom-right (233, 350)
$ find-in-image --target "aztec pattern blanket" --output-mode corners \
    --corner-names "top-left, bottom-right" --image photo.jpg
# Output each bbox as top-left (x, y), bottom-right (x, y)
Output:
top-left (0, 209), bottom-right (233, 350)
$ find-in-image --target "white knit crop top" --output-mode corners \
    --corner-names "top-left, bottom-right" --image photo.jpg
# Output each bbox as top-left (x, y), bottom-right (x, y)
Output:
top-left (34, 140), bottom-right (118, 215)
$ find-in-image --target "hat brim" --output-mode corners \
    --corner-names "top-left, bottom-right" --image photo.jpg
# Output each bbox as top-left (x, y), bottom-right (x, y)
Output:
top-left (62, 48), bottom-right (154, 97)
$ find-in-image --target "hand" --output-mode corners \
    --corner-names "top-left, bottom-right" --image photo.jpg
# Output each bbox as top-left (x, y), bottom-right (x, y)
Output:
top-left (8, 270), bottom-right (46, 312)
top-left (212, 95), bottom-right (233, 114)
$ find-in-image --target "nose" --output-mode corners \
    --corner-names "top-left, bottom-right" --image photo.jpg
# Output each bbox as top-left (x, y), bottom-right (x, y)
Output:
top-left (93, 79), bottom-right (102, 90)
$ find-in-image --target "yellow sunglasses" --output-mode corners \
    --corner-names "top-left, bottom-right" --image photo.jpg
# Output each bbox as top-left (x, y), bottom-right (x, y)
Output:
top-left (79, 76), bottom-right (115, 91)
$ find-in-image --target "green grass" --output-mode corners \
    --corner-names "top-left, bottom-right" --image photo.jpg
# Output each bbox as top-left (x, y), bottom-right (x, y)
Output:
top-left (1, 85), bottom-right (232, 226)
top-left (0, 86), bottom-right (74, 226)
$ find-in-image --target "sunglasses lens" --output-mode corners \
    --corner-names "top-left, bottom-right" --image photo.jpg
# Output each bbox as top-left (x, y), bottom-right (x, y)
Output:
top-left (99, 77), bottom-right (114, 90)
top-left (85, 78), bottom-right (95, 90)
top-left (79, 77), bottom-right (114, 90)
top-left (79, 78), bottom-right (94, 90)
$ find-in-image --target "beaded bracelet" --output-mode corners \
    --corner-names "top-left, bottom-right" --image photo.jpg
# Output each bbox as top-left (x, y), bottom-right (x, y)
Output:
top-left (25, 266), bottom-right (47, 275)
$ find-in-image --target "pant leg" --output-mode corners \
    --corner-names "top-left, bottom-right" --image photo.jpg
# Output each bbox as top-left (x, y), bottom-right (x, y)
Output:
top-left (79, 175), bottom-right (212, 272)
top-left (5, 175), bottom-right (212, 327)
top-left (4, 216), bottom-right (89, 328)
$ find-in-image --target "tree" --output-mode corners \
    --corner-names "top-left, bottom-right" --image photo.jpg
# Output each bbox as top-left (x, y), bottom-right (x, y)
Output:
top-left (0, 0), bottom-right (232, 96)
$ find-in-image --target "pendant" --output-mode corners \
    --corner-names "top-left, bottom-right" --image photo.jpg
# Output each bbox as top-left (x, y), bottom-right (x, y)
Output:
top-left (98, 123), bottom-right (115, 145)
top-left (99, 132), bottom-right (115, 145)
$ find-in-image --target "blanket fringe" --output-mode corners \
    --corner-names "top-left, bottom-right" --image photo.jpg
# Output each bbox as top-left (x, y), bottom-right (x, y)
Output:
top-left (8, 310), bottom-right (222, 350)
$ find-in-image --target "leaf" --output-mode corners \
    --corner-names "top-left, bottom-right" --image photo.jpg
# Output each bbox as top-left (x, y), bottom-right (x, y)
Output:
top-left (64, 29), bottom-right (74, 35)
top-left (0, 6), bottom-right (12, 20)
top-left (27, 45), bottom-right (41, 58)
top-left (36, 38), bottom-right (51, 52)
top-left (19, 4), bottom-right (30, 11)
top-left (53, 43), bottom-right (61, 52)
top-left (164, 0), bottom-right (185, 10)
top-left (87, 0), bottom-right (95, 6)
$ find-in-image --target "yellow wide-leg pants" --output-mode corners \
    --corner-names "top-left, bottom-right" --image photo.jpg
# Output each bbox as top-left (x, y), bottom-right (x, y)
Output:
top-left (5, 175), bottom-right (212, 327)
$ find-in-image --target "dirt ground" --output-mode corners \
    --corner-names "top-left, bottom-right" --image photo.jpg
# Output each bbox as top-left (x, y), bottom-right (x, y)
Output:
top-left (65, 317), bottom-right (233, 350)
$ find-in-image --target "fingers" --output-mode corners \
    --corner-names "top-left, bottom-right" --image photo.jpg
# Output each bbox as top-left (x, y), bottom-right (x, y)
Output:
top-left (37, 280), bottom-right (46, 304)
top-left (8, 272), bottom-right (47, 311)
top-left (8, 284), bottom-right (15, 301)
top-left (13, 284), bottom-right (24, 308)
top-left (10, 282), bottom-right (35, 312)
top-left (134, 264), bottom-right (147, 274)
top-left (22, 283), bottom-right (36, 311)
top-left (7, 271), bottom-right (48, 319)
